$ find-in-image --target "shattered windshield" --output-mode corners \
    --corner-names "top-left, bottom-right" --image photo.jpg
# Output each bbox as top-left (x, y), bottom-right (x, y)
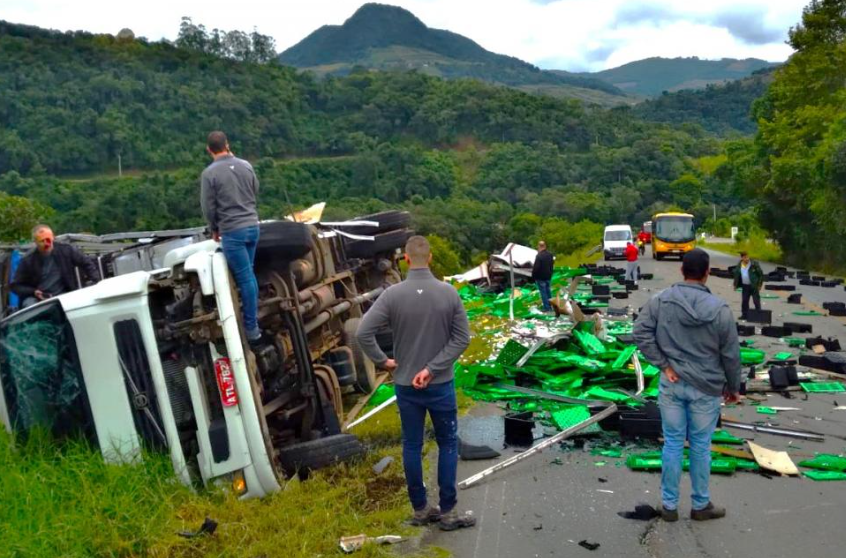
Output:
top-left (655, 217), bottom-right (695, 243)
top-left (604, 230), bottom-right (632, 241)
top-left (0, 301), bottom-right (96, 443)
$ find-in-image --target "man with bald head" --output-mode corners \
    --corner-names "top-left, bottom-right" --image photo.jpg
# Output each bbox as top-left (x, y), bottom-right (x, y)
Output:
top-left (357, 235), bottom-right (475, 532)
top-left (10, 225), bottom-right (100, 308)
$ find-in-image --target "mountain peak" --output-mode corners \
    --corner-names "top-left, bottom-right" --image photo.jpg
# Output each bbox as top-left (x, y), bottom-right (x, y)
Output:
top-left (279, 3), bottom-right (625, 100)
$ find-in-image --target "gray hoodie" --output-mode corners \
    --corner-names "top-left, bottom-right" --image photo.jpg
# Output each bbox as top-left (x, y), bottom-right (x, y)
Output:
top-left (634, 282), bottom-right (741, 396)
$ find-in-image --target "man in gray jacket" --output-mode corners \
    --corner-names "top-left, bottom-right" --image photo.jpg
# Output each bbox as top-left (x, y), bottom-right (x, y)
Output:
top-left (200, 131), bottom-right (261, 344)
top-left (357, 236), bottom-right (475, 531)
top-left (634, 248), bottom-right (741, 522)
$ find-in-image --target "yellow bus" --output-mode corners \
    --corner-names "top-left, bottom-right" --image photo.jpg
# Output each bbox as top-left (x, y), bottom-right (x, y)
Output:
top-left (651, 212), bottom-right (696, 260)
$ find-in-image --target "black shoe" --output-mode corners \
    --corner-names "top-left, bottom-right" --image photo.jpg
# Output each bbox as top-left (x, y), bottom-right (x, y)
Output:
top-left (438, 508), bottom-right (476, 531)
top-left (691, 502), bottom-right (726, 521)
top-left (247, 333), bottom-right (268, 350)
top-left (661, 506), bottom-right (679, 522)
top-left (409, 505), bottom-right (441, 526)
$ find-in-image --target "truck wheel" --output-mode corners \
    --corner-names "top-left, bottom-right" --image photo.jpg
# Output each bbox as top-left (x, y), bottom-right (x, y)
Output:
top-left (656, 253), bottom-right (664, 261)
top-left (256, 221), bottom-right (312, 262)
top-left (345, 229), bottom-right (413, 259)
top-left (277, 434), bottom-right (365, 476)
top-left (343, 318), bottom-right (378, 394)
top-left (347, 211), bottom-right (412, 236)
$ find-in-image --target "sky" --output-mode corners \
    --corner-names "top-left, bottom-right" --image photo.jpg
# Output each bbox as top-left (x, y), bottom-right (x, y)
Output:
top-left (2, 0), bottom-right (809, 71)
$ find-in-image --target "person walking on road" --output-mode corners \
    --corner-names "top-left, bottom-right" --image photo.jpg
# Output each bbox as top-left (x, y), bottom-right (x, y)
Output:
top-left (633, 248), bottom-right (741, 522)
top-left (732, 251), bottom-right (763, 320)
top-left (532, 241), bottom-right (554, 313)
top-left (200, 131), bottom-right (262, 345)
top-left (356, 236), bottom-right (475, 532)
top-left (10, 225), bottom-right (100, 308)
top-left (625, 241), bottom-right (639, 283)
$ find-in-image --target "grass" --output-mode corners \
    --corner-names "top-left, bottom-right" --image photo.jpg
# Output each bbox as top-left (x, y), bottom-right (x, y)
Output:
top-left (0, 407), bottom-right (441, 558)
top-left (699, 236), bottom-right (783, 264)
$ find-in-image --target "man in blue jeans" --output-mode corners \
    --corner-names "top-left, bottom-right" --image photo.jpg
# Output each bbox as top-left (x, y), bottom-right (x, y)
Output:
top-left (357, 236), bottom-right (475, 531)
top-left (634, 249), bottom-right (741, 522)
top-left (531, 241), bottom-right (554, 312)
top-left (200, 131), bottom-right (262, 344)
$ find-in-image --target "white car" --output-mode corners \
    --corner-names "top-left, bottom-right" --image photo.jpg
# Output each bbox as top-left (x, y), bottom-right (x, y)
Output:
top-left (603, 225), bottom-right (633, 261)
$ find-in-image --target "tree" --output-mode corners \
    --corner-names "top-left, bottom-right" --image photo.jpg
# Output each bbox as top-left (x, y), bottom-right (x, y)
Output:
top-left (426, 234), bottom-right (463, 279)
top-left (0, 192), bottom-right (52, 242)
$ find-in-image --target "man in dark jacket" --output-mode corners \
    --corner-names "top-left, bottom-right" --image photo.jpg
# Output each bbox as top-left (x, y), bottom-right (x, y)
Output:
top-left (356, 236), bottom-right (475, 532)
top-left (532, 241), bottom-right (554, 312)
top-left (732, 251), bottom-right (764, 320)
top-left (10, 225), bottom-right (100, 308)
top-left (634, 249), bottom-right (741, 522)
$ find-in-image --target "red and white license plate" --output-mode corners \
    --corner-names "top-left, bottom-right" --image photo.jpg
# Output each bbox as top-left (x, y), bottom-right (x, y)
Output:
top-left (214, 357), bottom-right (238, 407)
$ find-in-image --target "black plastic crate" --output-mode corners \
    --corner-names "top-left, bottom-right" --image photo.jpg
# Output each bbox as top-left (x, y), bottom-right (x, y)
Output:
top-left (592, 284), bottom-right (611, 295)
top-left (737, 323), bottom-right (756, 336)
top-left (765, 284), bottom-right (796, 291)
top-left (787, 294), bottom-right (803, 304)
top-left (800, 280), bottom-right (821, 286)
top-left (783, 322), bottom-right (812, 333)
top-left (762, 325), bottom-right (792, 338)
top-left (504, 412), bottom-right (535, 447)
top-left (746, 309), bottom-right (772, 324)
top-left (612, 291), bottom-right (629, 299)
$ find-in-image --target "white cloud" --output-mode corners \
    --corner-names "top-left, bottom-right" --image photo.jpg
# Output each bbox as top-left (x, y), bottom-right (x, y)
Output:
top-left (1, 0), bottom-right (808, 71)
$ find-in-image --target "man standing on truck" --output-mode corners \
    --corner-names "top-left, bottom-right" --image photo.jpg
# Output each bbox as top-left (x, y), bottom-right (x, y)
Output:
top-left (200, 131), bottom-right (262, 345)
top-left (10, 224), bottom-right (100, 308)
top-left (732, 251), bottom-right (763, 321)
top-left (531, 241), bottom-right (554, 313)
top-left (625, 241), bottom-right (639, 283)
top-left (633, 249), bottom-right (741, 522)
top-left (356, 236), bottom-right (476, 532)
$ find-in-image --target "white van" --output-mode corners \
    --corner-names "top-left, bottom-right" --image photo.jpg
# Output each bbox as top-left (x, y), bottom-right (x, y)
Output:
top-left (603, 225), bottom-right (633, 260)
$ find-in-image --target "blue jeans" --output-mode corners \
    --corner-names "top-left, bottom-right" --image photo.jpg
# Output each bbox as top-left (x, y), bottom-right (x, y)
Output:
top-left (659, 377), bottom-right (721, 511)
top-left (395, 381), bottom-right (459, 512)
top-left (536, 280), bottom-right (552, 311)
top-left (220, 225), bottom-right (260, 340)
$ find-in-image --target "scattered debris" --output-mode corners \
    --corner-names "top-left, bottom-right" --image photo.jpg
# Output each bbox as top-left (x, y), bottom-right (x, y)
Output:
top-left (617, 504), bottom-right (661, 520)
top-left (372, 456), bottom-right (394, 475)
top-left (178, 517), bottom-right (218, 539)
top-left (748, 441), bottom-right (800, 476)
top-left (578, 540), bottom-right (601, 551)
top-left (339, 534), bottom-right (403, 554)
top-left (459, 438), bottom-right (502, 461)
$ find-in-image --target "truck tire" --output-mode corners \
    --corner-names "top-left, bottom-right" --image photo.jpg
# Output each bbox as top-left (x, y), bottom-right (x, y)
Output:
top-left (256, 221), bottom-right (312, 262)
top-left (345, 228), bottom-right (413, 259)
top-left (277, 434), bottom-right (365, 476)
top-left (348, 211), bottom-right (412, 236)
top-left (343, 317), bottom-right (378, 394)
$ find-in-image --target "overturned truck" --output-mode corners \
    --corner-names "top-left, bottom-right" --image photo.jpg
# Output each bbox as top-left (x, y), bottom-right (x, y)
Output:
top-left (0, 212), bottom-right (412, 498)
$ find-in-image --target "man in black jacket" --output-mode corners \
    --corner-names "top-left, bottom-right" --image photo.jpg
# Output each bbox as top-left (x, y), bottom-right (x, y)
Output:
top-left (532, 241), bottom-right (555, 312)
top-left (10, 225), bottom-right (100, 308)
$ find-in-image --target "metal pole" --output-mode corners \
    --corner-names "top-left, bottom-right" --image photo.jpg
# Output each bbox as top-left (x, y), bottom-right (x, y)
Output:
top-left (508, 247), bottom-right (515, 321)
top-left (458, 404), bottom-right (618, 489)
top-left (345, 395), bottom-right (396, 430)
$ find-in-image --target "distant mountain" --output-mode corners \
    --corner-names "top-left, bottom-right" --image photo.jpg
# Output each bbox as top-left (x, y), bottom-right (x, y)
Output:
top-left (577, 57), bottom-right (779, 97)
top-left (632, 68), bottom-right (775, 135)
top-left (280, 3), bottom-right (629, 105)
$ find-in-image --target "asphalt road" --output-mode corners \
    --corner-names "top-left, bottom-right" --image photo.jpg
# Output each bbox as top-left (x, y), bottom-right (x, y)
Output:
top-left (422, 248), bottom-right (846, 558)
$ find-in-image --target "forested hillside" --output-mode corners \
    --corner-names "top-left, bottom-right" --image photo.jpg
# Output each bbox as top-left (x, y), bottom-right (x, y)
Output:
top-left (580, 56), bottom-right (778, 97)
top-left (0, 18), bottom-right (754, 267)
top-left (633, 69), bottom-right (774, 136)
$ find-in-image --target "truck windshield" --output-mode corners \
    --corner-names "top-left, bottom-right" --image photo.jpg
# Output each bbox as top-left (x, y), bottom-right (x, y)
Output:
top-left (0, 301), bottom-right (97, 443)
top-left (605, 230), bottom-right (632, 241)
top-left (655, 217), bottom-right (695, 243)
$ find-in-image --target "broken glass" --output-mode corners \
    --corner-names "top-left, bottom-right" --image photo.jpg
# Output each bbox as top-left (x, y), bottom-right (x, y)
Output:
top-left (0, 301), bottom-right (95, 442)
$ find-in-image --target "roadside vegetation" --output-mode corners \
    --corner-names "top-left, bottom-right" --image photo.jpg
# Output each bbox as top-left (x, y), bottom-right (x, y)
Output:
top-left (0, 414), bottom-right (423, 557)
top-left (699, 236), bottom-right (784, 265)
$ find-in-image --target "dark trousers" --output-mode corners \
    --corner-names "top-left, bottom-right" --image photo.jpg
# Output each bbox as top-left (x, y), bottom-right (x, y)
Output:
top-left (220, 225), bottom-right (260, 338)
top-left (741, 285), bottom-right (761, 317)
top-left (536, 280), bottom-right (552, 311)
top-left (395, 381), bottom-right (458, 513)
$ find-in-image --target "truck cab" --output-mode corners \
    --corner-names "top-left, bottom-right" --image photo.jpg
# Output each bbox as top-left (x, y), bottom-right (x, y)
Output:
top-left (0, 213), bottom-right (411, 498)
